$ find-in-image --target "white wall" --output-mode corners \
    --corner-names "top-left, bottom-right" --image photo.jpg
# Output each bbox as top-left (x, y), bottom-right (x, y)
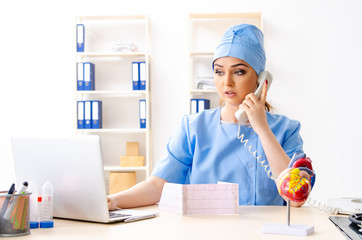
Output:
top-left (1, 0), bottom-right (361, 204)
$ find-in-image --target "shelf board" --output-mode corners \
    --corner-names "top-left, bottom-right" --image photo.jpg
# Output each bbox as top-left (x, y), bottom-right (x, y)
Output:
top-left (104, 166), bottom-right (148, 172)
top-left (76, 52), bottom-right (147, 57)
top-left (190, 89), bottom-right (217, 93)
top-left (189, 12), bottom-right (261, 20)
top-left (77, 15), bottom-right (148, 21)
top-left (190, 51), bottom-right (214, 56)
top-left (77, 129), bottom-right (148, 134)
top-left (76, 90), bottom-right (147, 97)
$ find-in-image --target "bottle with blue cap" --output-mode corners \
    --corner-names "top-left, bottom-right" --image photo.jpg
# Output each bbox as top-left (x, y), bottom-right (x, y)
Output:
top-left (28, 181), bottom-right (40, 229)
top-left (40, 180), bottom-right (54, 228)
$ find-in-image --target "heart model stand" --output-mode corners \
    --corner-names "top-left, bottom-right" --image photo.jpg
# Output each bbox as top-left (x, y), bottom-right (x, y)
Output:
top-left (262, 199), bottom-right (314, 236)
top-left (262, 168), bottom-right (314, 236)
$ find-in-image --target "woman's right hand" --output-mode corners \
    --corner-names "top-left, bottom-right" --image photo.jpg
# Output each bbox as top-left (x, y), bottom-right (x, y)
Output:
top-left (107, 196), bottom-right (118, 210)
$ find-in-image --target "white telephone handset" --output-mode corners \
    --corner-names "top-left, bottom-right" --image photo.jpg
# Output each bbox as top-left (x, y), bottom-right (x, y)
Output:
top-left (235, 71), bottom-right (273, 123)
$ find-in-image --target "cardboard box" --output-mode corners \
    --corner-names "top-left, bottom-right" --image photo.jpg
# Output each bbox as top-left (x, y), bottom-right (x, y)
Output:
top-left (126, 142), bottom-right (139, 156)
top-left (109, 172), bottom-right (136, 194)
top-left (120, 156), bottom-right (145, 167)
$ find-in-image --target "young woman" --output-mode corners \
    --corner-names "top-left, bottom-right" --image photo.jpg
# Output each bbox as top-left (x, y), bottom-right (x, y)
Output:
top-left (108, 24), bottom-right (311, 210)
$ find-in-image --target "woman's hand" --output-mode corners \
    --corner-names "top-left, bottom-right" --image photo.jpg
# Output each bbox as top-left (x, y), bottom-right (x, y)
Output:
top-left (107, 196), bottom-right (118, 210)
top-left (239, 80), bottom-right (269, 134)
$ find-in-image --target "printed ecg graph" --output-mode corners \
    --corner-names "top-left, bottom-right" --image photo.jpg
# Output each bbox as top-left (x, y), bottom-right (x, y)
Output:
top-left (159, 183), bottom-right (239, 215)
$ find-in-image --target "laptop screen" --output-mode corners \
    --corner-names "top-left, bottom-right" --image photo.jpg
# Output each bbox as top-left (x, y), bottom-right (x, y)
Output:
top-left (12, 135), bottom-right (110, 222)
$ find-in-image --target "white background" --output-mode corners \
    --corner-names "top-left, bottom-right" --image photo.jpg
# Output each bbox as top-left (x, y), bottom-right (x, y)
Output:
top-left (1, 0), bottom-right (361, 203)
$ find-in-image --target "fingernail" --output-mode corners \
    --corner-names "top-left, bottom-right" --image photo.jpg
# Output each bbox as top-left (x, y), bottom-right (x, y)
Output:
top-left (266, 80), bottom-right (268, 85)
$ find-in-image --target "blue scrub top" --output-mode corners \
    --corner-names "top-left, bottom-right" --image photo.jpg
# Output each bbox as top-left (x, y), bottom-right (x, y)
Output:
top-left (152, 108), bottom-right (304, 206)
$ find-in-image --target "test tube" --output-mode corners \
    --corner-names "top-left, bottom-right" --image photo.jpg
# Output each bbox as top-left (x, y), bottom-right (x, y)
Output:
top-left (28, 181), bottom-right (39, 229)
top-left (40, 180), bottom-right (54, 228)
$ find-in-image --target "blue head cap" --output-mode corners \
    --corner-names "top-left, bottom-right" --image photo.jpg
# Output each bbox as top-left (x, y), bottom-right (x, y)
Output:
top-left (213, 24), bottom-right (266, 75)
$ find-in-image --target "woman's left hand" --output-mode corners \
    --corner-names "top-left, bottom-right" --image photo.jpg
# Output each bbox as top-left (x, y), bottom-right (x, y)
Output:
top-left (239, 80), bottom-right (269, 134)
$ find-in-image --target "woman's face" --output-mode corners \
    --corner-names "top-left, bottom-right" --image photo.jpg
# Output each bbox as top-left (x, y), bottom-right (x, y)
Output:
top-left (214, 57), bottom-right (258, 108)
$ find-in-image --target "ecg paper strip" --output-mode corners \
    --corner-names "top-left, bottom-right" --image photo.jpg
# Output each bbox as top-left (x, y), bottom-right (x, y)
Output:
top-left (159, 183), bottom-right (239, 215)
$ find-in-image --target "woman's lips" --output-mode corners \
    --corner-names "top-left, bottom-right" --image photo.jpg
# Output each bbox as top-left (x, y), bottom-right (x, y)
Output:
top-left (225, 91), bottom-right (236, 98)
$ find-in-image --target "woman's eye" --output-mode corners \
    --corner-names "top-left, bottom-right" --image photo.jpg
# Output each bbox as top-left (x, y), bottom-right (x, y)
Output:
top-left (235, 69), bottom-right (246, 75)
top-left (214, 70), bottom-right (223, 76)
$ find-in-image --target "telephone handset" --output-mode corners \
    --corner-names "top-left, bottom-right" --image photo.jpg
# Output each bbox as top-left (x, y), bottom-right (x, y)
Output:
top-left (235, 71), bottom-right (273, 123)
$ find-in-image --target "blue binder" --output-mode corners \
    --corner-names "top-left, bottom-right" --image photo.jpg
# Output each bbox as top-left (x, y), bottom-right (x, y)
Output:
top-left (76, 24), bottom-right (85, 52)
top-left (83, 62), bottom-right (95, 90)
top-left (77, 101), bottom-right (85, 129)
top-left (77, 62), bottom-right (84, 91)
top-left (91, 101), bottom-right (102, 129)
top-left (197, 99), bottom-right (210, 112)
top-left (139, 100), bottom-right (146, 129)
top-left (84, 101), bottom-right (92, 129)
top-left (132, 62), bottom-right (140, 90)
top-left (190, 99), bottom-right (210, 114)
top-left (190, 99), bottom-right (198, 114)
top-left (139, 61), bottom-right (146, 90)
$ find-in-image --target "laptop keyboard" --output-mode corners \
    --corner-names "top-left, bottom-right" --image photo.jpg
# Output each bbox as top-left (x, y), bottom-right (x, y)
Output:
top-left (109, 212), bottom-right (132, 219)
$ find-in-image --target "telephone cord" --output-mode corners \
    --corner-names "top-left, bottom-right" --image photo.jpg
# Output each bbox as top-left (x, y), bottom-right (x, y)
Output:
top-left (305, 197), bottom-right (341, 214)
top-left (237, 124), bottom-right (277, 180)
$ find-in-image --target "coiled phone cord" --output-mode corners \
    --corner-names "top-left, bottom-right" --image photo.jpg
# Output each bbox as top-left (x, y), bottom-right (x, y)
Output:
top-left (305, 198), bottom-right (341, 214)
top-left (237, 124), bottom-right (277, 180)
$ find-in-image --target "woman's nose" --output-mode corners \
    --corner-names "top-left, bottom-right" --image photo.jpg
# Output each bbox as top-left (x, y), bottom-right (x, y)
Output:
top-left (224, 73), bottom-right (234, 86)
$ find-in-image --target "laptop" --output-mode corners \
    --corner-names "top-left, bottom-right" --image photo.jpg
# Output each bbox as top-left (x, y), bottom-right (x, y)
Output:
top-left (11, 135), bottom-right (158, 223)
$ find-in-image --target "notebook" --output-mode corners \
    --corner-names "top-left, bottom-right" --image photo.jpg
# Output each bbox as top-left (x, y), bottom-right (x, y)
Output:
top-left (11, 135), bottom-right (158, 223)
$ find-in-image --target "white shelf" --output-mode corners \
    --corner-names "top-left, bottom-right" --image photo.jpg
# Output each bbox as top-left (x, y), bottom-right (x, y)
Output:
top-left (78, 15), bottom-right (148, 21)
top-left (104, 166), bottom-right (148, 172)
top-left (190, 51), bottom-right (214, 56)
top-left (75, 15), bottom-right (151, 190)
top-left (190, 89), bottom-right (217, 94)
top-left (77, 90), bottom-right (147, 97)
top-left (76, 52), bottom-right (147, 58)
top-left (77, 129), bottom-right (147, 134)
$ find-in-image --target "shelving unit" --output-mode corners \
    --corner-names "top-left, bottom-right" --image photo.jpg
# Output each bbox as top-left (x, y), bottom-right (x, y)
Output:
top-left (75, 15), bottom-right (151, 190)
top-left (188, 13), bottom-right (262, 112)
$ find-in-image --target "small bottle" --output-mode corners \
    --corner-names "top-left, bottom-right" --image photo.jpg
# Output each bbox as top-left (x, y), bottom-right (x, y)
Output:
top-left (40, 180), bottom-right (54, 228)
top-left (28, 181), bottom-right (39, 229)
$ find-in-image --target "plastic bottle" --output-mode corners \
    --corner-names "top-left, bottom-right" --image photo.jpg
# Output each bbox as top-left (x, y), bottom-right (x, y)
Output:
top-left (28, 181), bottom-right (39, 229)
top-left (40, 180), bottom-right (54, 228)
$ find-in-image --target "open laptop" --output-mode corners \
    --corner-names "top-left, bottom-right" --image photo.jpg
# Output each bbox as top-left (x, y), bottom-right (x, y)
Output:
top-left (11, 135), bottom-right (158, 223)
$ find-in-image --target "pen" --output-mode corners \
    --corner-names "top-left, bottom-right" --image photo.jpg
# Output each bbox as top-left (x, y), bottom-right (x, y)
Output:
top-left (123, 214), bottom-right (158, 223)
top-left (0, 183), bottom-right (15, 218)
top-left (3, 181), bottom-right (28, 220)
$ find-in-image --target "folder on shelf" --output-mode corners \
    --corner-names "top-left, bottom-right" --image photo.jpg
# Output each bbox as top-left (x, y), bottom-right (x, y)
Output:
top-left (139, 100), bottom-right (146, 129)
top-left (83, 62), bottom-right (95, 91)
top-left (132, 62), bottom-right (139, 90)
top-left (76, 24), bottom-right (85, 52)
top-left (190, 99), bottom-right (198, 114)
top-left (139, 61), bottom-right (146, 90)
top-left (190, 99), bottom-right (210, 114)
top-left (91, 100), bottom-right (102, 129)
top-left (84, 101), bottom-right (92, 129)
top-left (198, 99), bottom-right (210, 112)
top-left (77, 101), bottom-right (85, 129)
top-left (77, 62), bottom-right (84, 90)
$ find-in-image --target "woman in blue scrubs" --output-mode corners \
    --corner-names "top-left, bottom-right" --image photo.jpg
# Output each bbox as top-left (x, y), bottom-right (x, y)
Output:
top-left (108, 24), bottom-right (310, 209)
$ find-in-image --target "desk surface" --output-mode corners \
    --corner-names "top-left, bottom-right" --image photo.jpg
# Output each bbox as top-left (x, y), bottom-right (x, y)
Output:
top-left (2, 205), bottom-right (343, 240)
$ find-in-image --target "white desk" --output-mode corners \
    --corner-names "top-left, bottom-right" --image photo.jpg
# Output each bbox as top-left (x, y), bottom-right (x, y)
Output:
top-left (2, 205), bottom-right (344, 240)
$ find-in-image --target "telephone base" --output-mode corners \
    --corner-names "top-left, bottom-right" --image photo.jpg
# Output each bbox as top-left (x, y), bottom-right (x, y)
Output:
top-left (261, 223), bottom-right (314, 236)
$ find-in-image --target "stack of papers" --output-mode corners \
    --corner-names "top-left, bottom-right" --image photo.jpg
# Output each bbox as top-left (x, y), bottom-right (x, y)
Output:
top-left (196, 76), bottom-right (215, 90)
top-left (159, 182), bottom-right (239, 215)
